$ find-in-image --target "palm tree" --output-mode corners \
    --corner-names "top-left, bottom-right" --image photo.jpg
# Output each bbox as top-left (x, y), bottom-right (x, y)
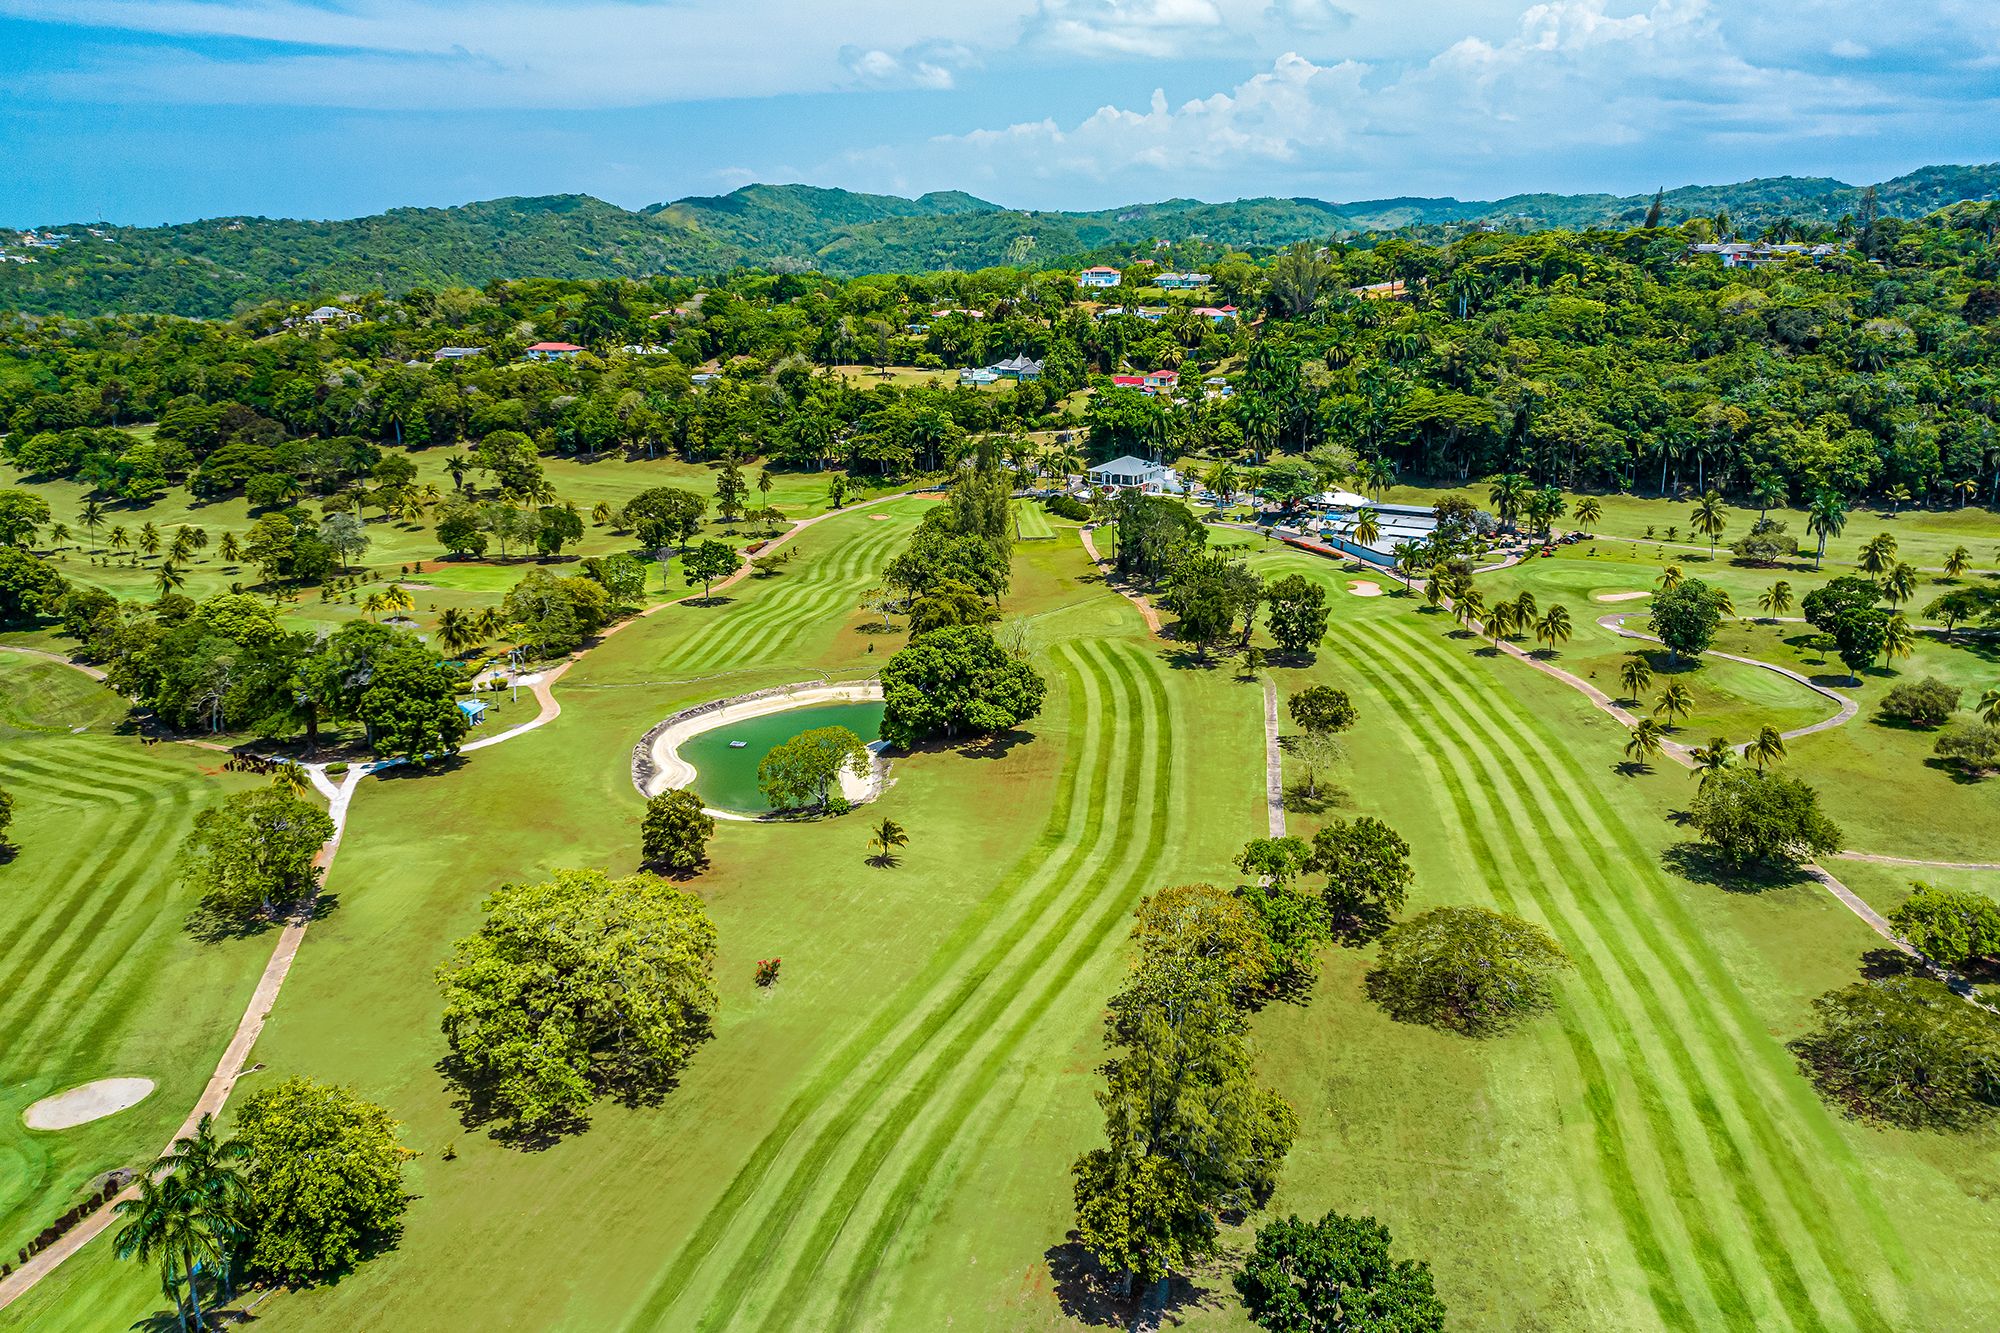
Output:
top-left (1485, 601), bottom-right (1517, 642)
top-left (1758, 580), bottom-right (1794, 620)
top-left (1619, 654), bottom-right (1654, 702)
top-left (138, 521), bottom-right (162, 561)
top-left (1452, 588), bottom-right (1487, 635)
top-left (1352, 507), bottom-right (1381, 551)
top-left (436, 607), bottom-right (479, 655)
top-left (1883, 561), bottom-right (1919, 608)
top-left (1690, 490), bottom-right (1728, 557)
top-left (1858, 532), bottom-right (1897, 576)
top-left (1360, 456), bottom-right (1395, 499)
top-left (1689, 737), bottom-right (1735, 790)
top-left (1944, 545), bottom-right (1971, 580)
top-left (47, 520), bottom-right (71, 550)
top-left (154, 561), bottom-right (186, 599)
top-left (867, 816), bottom-right (908, 866)
top-left (1712, 587), bottom-right (1736, 621)
top-left (114, 1174), bottom-right (208, 1333)
top-left (1748, 724), bottom-right (1787, 773)
top-left (1488, 473), bottom-right (1531, 532)
top-left (1511, 591), bottom-right (1537, 626)
top-left (1624, 718), bottom-right (1667, 770)
top-left (1978, 688), bottom-right (2000, 726)
top-left (476, 606), bottom-right (508, 642)
top-left (1573, 496), bottom-right (1602, 531)
top-left (271, 762), bottom-right (311, 797)
top-left (379, 583), bottom-right (415, 618)
top-left (79, 499), bottom-right (105, 549)
top-left (1806, 489), bottom-right (1847, 570)
top-left (1535, 605), bottom-right (1572, 655)
top-left (1658, 564), bottom-right (1684, 592)
top-left (216, 531), bottom-right (242, 565)
top-left (1883, 612), bottom-right (1916, 663)
top-left (108, 525), bottom-right (131, 561)
top-left (1654, 681), bottom-right (1694, 728)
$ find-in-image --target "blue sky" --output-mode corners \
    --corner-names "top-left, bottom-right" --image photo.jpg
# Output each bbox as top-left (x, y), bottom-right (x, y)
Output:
top-left (1, 0), bottom-right (1995, 226)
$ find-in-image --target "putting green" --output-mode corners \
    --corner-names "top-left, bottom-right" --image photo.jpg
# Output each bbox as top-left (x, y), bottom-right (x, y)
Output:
top-left (677, 701), bottom-right (885, 813)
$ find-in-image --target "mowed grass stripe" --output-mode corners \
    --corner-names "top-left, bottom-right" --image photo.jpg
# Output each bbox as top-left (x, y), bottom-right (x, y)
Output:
top-left (1334, 627), bottom-right (1710, 1327)
top-left (1374, 619), bottom-right (1905, 1328)
top-left (620, 641), bottom-right (1114, 1329)
top-left (787, 644), bottom-right (1181, 1330)
top-left (1363, 624), bottom-right (1845, 1331)
top-left (664, 520), bottom-right (902, 673)
top-left (689, 641), bottom-right (1157, 1331)
top-left (0, 743), bottom-right (183, 805)
top-left (0, 787), bottom-right (197, 1054)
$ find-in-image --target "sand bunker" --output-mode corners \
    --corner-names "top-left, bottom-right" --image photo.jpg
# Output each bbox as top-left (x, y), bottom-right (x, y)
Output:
top-left (1347, 581), bottom-right (1384, 597)
top-left (24, 1078), bottom-right (154, 1130)
top-left (1595, 590), bottom-right (1650, 603)
top-left (870, 514), bottom-right (891, 521)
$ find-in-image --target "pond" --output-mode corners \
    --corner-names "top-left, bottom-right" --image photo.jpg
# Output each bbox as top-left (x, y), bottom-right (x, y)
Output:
top-left (676, 700), bottom-right (886, 813)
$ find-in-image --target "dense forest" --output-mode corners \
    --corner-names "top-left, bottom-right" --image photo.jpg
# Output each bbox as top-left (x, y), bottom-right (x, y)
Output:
top-left (6, 205), bottom-right (2000, 512)
top-left (5, 164), bottom-right (1999, 318)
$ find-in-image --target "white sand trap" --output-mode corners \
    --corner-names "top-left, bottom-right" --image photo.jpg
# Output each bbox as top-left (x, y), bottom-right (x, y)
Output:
top-left (1347, 581), bottom-right (1384, 597)
top-left (24, 1077), bottom-right (154, 1130)
top-left (1595, 590), bottom-right (1651, 603)
top-left (870, 514), bottom-right (891, 521)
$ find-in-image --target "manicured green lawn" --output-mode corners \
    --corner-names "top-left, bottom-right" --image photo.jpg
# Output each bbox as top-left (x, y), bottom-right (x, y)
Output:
top-left (0, 657), bottom-right (263, 1264)
top-left (1012, 498), bottom-right (1057, 541)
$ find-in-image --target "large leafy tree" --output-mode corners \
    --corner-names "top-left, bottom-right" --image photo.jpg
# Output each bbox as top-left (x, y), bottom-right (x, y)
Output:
top-left (179, 787), bottom-right (336, 928)
top-left (1366, 905), bottom-right (1571, 1036)
top-left (879, 625), bottom-right (1046, 747)
top-left (1888, 883), bottom-right (2000, 967)
top-left (642, 787), bottom-right (715, 872)
top-left (357, 642), bottom-right (467, 761)
top-left (757, 724), bottom-right (869, 811)
top-left (1235, 1211), bottom-right (1448, 1333)
top-left (1687, 767), bottom-right (1843, 867)
top-left (0, 546), bottom-right (67, 626)
top-left (1648, 577), bottom-right (1727, 663)
top-left (234, 1077), bottom-right (412, 1282)
top-left (437, 868), bottom-right (719, 1135)
top-left (1307, 816), bottom-right (1413, 942)
top-left (1790, 977), bottom-right (2000, 1130)
top-left (1264, 573), bottom-right (1330, 655)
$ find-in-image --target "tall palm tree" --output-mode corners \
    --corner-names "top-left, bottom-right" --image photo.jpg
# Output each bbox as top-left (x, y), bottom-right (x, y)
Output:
top-left (79, 499), bottom-right (105, 549)
top-left (1943, 545), bottom-right (1971, 580)
top-left (1488, 473), bottom-right (1531, 532)
top-left (1535, 604), bottom-right (1572, 655)
top-left (1654, 681), bottom-right (1694, 728)
top-left (1806, 489), bottom-right (1847, 570)
top-left (867, 816), bottom-right (908, 866)
top-left (1883, 561), bottom-right (1919, 608)
top-left (47, 520), bottom-right (71, 550)
top-left (1758, 580), bottom-right (1794, 620)
top-left (1883, 612), bottom-right (1916, 663)
top-left (1624, 718), bottom-right (1667, 770)
top-left (216, 531), bottom-right (242, 565)
top-left (436, 607), bottom-right (479, 656)
top-left (1352, 507), bottom-right (1381, 550)
top-left (1658, 564), bottom-right (1684, 592)
top-left (1979, 688), bottom-right (2000, 726)
top-left (154, 561), bottom-right (186, 599)
top-left (1573, 496), bottom-right (1602, 531)
top-left (1452, 588), bottom-right (1487, 635)
top-left (1858, 532), bottom-right (1897, 576)
top-left (1619, 655), bottom-right (1654, 702)
top-left (1690, 490), bottom-right (1728, 557)
top-left (1485, 601), bottom-right (1517, 642)
top-left (1689, 737), bottom-right (1735, 790)
top-left (1360, 456), bottom-right (1395, 499)
top-left (1748, 725), bottom-right (1787, 773)
top-left (138, 521), bottom-right (162, 561)
top-left (1511, 591), bottom-right (1537, 626)
top-left (108, 525), bottom-right (131, 562)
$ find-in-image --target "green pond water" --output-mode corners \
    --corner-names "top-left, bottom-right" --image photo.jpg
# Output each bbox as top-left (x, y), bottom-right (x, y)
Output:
top-left (678, 700), bottom-right (885, 813)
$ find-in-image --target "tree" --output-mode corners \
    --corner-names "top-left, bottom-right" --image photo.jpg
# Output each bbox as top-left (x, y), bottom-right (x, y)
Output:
top-left (435, 504), bottom-right (490, 557)
top-left (1533, 604), bottom-right (1571, 655)
top-left (1880, 678), bottom-right (1960, 727)
top-left (179, 787), bottom-right (336, 928)
top-left (1889, 883), bottom-right (2000, 968)
top-left (880, 625), bottom-right (1045, 747)
top-left (501, 568), bottom-right (610, 657)
top-left (1653, 681), bottom-right (1693, 728)
top-left (1366, 905), bottom-right (1571, 1036)
top-left (535, 504), bottom-right (584, 558)
top-left (0, 546), bottom-right (68, 627)
top-left (622, 486), bottom-right (707, 550)
top-left (114, 1170), bottom-right (224, 1333)
top-left (1934, 721), bottom-right (2000, 775)
top-left (1982, 688), bottom-right (2000, 727)
top-left (1235, 1211), bottom-right (1448, 1333)
top-left (1883, 611), bottom-right (1917, 663)
top-left (1307, 817), bottom-right (1412, 942)
top-left (713, 460), bottom-right (748, 523)
top-left (1574, 496), bottom-right (1602, 530)
top-left (1802, 490), bottom-right (1847, 570)
top-left (1264, 573), bottom-right (1330, 655)
top-left (0, 488), bottom-right (52, 547)
top-left (1758, 580), bottom-right (1794, 620)
top-left (1688, 767), bottom-right (1841, 867)
top-left (1731, 516), bottom-right (1798, 565)
top-left (1790, 977), bottom-right (2000, 1130)
top-left (1689, 736), bottom-right (1735, 791)
top-left (1689, 490), bottom-right (1728, 556)
top-left (864, 815), bottom-right (910, 866)
top-left (1624, 718), bottom-right (1666, 769)
top-left (317, 512), bottom-right (369, 569)
top-left (1942, 545), bottom-right (1971, 579)
top-left (828, 474), bottom-right (850, 508)
top-left (1748, 724), bottom-right (1787, 772)
top-left (682, 538), bottom-right (739, 600)
top-left (357, 641), bottom-right (467, 761)
top-left (758, 725), bottom-right (869, 811)
top-left (1858, 532), bottom-right (1897, 576)
top-left (1072, 1149), bottom-right (1215, 1297)
top-left (437, 868), bottom-right (718, 1134)
top-left (1883, 561), bottom-right (1919, 609)
top-left (642, 788), bottom-right (714, 873)
top-left (0, 781), bottom-right (11, 851)
top-left (234, 1077), bottom-right (412, 1282)
top-left (1288, 685), bottom-right (1356, 738)
top-left (1649, 578), bottom-right (1726, 662)
top-left (1164, 551), bottom-right (1249, 661)
top-left (1618, 654), bottom-right (1654, 702)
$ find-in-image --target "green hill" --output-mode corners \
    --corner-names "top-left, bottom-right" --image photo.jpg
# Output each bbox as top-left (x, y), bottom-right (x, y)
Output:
top-left (6, 164), bottom-right (1998, 317)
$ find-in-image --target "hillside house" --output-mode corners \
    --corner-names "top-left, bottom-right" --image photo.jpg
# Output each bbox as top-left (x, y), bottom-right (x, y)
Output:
top-left (1687, 242), bottom-right (1840, 269)
top-left (304, 305), bottom-right (356, 325)
top-left (1348, 279), bottom-right (1407, 301)
top-left (990, 354), bottom-right (1043, 382)
top-left (958, 367), bottom-right (1000, 386)
top-left (524, 341), bottom-right (585, 361)
top-left (1155, 272), bottom-right (1210, 290)
top-left (433, 346), bottom-right (486, 361)
top-left (1078, 266), bottom-right (1123, 289)
top-left (1142, 369), bottom-right (1179, 395)
top-left (1089, 455), bottom-right (1183, 495)
top-left (1110, 374), bottom-right (1146, 389)
top-left (1191, 305), bottom-right (1238, 322)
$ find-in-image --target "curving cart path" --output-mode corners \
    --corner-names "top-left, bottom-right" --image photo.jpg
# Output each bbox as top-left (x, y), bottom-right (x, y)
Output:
top-left (0, 490), bottom-right (917, 1313)
top-left (1077, 526), bottom-right (1162, 635)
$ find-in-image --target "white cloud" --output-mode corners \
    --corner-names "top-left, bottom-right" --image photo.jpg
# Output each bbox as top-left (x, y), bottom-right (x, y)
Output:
top-left (1828, 38), bottom-right (1869, 58)
top-left (841, 41), bottom-right (972, 90)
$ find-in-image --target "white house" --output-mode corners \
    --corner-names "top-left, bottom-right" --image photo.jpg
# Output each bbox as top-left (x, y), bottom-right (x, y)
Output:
top-left (1078, 266), bottom-right (1123, 289)
top-left (989, 354), bottom-right (1043, 382)
top-left (433, 346), bottom-right (486, 361)
top-left (1089, 455), bottom-right (1183, 494)
top-left (304, 305), bottom-right (356, 325)
top-left (524, 341), bottom-right (585, 361)
top-left (958, 367), bottom-right (1000, 386)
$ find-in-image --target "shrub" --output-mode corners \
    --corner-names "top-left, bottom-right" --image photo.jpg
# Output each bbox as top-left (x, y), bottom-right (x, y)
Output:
top-left (1934, 721), bottom-right (2000, 775)
top-left (756, 957), bottom-right (781, 987)
top-left (1044, 493), bottom-right (1091, 522)
top-left (1730, 516), bottom-right (1799, 565)
top-left (1365, 905), bottom-right (1570, 1036)
top-left (1879, 677), bottom-right (1960, 726)
top-left (1888, 883), bottom-right (2000, 968)
top-left (1790, 977), bottom-right (2000, 1130)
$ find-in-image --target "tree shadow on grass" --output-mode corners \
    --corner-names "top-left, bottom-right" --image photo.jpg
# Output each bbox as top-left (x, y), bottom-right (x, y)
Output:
top-left (1923, 757), bottom-right (1995, 786)
top-left (185, 893), bottom-right (337, 944)
top-left (1858, 947), bottom-right (1928, 981)
top-left (1281, 781), bottom-right (1348, 815)
top-left (942, 727), bottom-right (1038, 761)
top-left (1660, 841), bottom-right (1814, 893)
top-left (435, 1052), bottom-right (593, 1151)
top-left (1043, 1237), bottom-right (1225, 1328)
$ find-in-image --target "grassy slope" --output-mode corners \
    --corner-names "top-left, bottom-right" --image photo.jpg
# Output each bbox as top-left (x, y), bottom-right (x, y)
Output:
top-left (0, 656), bottom-right (262, 1260)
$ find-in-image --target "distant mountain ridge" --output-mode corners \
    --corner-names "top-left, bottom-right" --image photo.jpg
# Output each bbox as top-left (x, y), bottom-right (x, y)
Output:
top-left (5, 164), bottom-right (1998, 318)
